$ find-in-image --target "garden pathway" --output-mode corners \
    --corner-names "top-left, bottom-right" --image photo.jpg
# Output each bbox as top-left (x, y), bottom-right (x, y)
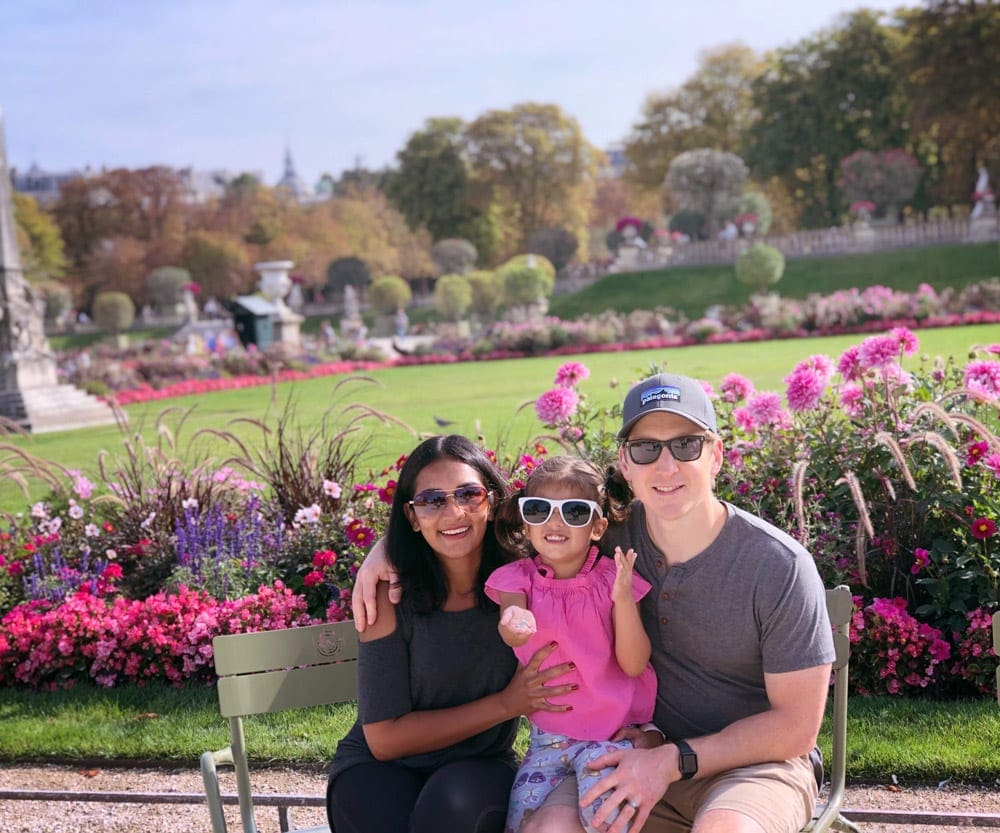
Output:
top-left (0, 763), bottom-right (997, 832)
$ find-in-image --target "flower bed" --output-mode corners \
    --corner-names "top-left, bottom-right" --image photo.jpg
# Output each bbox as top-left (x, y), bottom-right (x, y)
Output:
top-left (4, 316), bottom-right (998, 696)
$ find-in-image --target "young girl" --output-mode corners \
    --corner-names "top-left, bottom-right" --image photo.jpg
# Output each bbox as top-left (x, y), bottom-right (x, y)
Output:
top-left (485, 456), bottom-right (657, 833)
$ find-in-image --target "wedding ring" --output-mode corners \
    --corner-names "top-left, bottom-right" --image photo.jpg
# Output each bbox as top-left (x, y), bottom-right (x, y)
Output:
top-left (627, 799), bottom-right (640, 810)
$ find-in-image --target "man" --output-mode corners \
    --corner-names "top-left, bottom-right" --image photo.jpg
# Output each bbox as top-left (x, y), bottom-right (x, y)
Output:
top-left (353, 372), bottom-right (834, 833)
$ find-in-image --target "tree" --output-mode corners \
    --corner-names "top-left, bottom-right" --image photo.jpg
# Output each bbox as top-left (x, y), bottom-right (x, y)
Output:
top-left (665, 149), bottom-right (749, 236)
top-left (624, 44), bottom-right (763, 193)
top-left (180, 231), bottom-right (252, 300)
top-left (385, 118), bottom-right (483, 242)
top-left (434, 274), bottom-right (473, 322)
top-left (745, 10), bottom-right (908, 227)
top-left (464, 103), bottom-right (601, 252)
top-left (839, 149), bottom-right (923, 218)
top-left (499, 261), bottom-right (555, 311)
top-left (329, 187), bottom-right (433, 280)
top-left (526, 228), bottom-right (578, 273)
top-left (12, 192), bottom-right (67, 283)
top-left (897, 3), bottom-right (1000, 206)
top-left (430, 238), bottom-right (478, 276)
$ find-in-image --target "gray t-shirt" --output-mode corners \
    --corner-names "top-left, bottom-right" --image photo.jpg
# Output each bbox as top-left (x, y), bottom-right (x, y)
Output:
top-left (602, 501), bottom-right (835, 742)
top-left (329, 600), bottom-right (519, 781)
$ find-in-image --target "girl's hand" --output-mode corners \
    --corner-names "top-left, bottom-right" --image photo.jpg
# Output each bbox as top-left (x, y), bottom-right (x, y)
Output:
top-left (612, 546), bottom-right (638, 606)
top-left (499, 605), bottom-right (537, 646)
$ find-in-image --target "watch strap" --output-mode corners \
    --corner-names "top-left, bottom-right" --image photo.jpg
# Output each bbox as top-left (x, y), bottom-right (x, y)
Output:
top-left (675, 738), bottom-right (698, 780)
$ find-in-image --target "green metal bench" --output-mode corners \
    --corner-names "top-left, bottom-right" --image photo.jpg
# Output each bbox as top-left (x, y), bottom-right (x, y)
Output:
top-left (198, 587), bottom-right (862, 833)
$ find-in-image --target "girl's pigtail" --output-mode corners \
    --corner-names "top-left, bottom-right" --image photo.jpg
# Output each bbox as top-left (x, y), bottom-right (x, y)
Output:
top-left (493, 486), bottom-right (531, 558)
top-left (605, 464), bottom-right (632, 524)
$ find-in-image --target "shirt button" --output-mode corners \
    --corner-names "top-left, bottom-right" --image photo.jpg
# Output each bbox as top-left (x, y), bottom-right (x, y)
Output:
top-left (661, 591), bottom-right (670, 600)
top-left (660, 617), bottom-right (669, 625)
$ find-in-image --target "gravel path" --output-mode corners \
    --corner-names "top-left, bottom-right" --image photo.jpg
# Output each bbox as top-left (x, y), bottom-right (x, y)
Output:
top-left (0, 764), bottom-right (998, 832)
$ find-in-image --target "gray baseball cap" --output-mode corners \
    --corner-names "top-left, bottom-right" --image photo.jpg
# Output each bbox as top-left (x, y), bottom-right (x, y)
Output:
top-left (618, 373), bottom-right (717, 439)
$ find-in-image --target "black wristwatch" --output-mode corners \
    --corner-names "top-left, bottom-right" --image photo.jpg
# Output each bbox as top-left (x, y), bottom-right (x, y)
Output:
top-left (675, 739), bottom-right (698, 780)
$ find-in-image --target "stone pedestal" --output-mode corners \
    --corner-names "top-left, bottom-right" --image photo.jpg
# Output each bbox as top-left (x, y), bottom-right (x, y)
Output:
top-left (254, 260), bottom-right (303, 347)
top-left (969, 198), bottom-right (998, 242)
top-left (0, 106), bottom-right (115, 433)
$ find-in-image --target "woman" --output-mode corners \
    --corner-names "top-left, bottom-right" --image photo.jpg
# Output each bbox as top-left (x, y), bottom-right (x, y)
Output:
top-left (327, 435), bottom-right (574, 833)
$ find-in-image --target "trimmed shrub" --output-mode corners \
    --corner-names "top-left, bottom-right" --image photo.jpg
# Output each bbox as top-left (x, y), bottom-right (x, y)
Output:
top-left (527, 228), bottom-right (579, 272)
top-left (326, 257), bottom-right (371, 295)
top-left (92, 291), bottom-right (136, 334)
top-left (501, 265), bottom-right (555, 308)
top-left (145, 266), bottom-right (192, 314)
top-left (430, 238), bottom-right (477, 276)
top-left (736, 243), bottom-right (786, 292)
top-left (434, 274), bottom-right (473, 322)
top-left (368, 275), bottom-right (412, 314)
top-left (466, 270), bottom-right (502, 316)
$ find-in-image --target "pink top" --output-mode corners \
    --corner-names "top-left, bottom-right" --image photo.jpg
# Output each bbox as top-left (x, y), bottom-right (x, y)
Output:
top-left (485, 546), bottom-right (657, 740)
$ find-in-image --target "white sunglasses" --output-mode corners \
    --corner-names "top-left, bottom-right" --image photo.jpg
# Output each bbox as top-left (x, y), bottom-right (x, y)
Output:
top-left (518, 497), bottom-right (603, 527)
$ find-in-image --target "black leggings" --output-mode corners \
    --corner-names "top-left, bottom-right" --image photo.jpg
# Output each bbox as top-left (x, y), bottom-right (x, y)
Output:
top-left (327, 758), bottom-right (514, 833)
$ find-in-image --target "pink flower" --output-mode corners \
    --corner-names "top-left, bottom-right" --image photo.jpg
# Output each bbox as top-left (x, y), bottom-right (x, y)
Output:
top-left (983, 453), bottom-right (1000, 479)
top-left (312, 550), bottom-right (337, 568)
top-left (837, 345), bottom-right (863, 381)
top-left (888, 327), bottom-right (919, 356)
top-left (839, 382), bottom-right (864, 417)
top-left (966, 441), bottom-right (989, 466)
top-left (534, 387), bottom-right (579, 426)
top-left (303, 571), bottom-right (325, 588)
top-left (784, 355), bottom-right (834, 412)
top-left (553, 362), bottom-right (589, 388)
top-left (910, 547), bottom-right (931, 575)
top-left (745, 392), bottom-right (788, 428)
top-left (858, 334), bottom-right (901, 371)
top-left (720, 373), bottom-right (754, 403)
top-left (963, 359), bottom-right (1000, 400)
top-left (971, 517), bottom-right (996, 540)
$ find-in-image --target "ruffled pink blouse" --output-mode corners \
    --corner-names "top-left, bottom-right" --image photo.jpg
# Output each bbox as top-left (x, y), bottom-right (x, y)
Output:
top-left (485, 546), bottom-right (657, 740)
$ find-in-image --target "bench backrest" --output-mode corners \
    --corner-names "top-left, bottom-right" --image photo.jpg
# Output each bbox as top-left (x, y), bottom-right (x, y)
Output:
top-left (214, 621), bottom-right (360, 717)
top-left (205, 621), bottom-right (359, 833)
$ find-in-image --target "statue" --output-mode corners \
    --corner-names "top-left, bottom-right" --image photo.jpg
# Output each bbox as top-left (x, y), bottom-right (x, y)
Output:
top-left (971, 166), bottom-right (994, 220)
top-left (340, 285), bottom-right (363, 339)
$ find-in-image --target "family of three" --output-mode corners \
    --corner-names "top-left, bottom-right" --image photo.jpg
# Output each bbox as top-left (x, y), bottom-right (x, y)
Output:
top-left (326, 372), bottom-right (835, 833)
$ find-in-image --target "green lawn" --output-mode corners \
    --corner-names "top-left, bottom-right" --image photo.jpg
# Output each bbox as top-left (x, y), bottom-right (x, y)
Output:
top-left (3, 322), bottom-right (997, 515)
top-left (550, 242), bottom-right (1000, 321)
top-left (0, 684), bottom-right (996, 783)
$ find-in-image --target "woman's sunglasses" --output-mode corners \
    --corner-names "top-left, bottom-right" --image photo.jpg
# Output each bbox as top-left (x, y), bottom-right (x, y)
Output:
top-left (518, 497), bottom-right (603, 527)
top-left (408, 484), bottom-right (491, 513)
top-left (623, 435), bottom-right (710, 465)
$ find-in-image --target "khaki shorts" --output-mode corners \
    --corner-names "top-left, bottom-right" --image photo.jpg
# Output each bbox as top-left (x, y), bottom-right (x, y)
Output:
top-left (543, 754), bottom-right (817, 833)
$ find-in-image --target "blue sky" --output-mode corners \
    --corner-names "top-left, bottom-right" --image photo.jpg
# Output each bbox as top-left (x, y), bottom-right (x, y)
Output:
top-left (1, 0), bottom-right (906, 187)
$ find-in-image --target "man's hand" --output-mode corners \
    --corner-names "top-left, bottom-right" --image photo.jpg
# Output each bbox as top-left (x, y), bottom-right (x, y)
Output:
top-left (580, 744), bottom-right (675, 833)
top-left (350, 537), bottom-right (399, 632)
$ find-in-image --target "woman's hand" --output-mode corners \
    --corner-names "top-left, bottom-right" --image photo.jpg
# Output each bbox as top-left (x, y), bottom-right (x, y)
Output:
top-left (499, 642), bottom-right (578, 718)
top-left (350, 537), bottom-right (399, 632)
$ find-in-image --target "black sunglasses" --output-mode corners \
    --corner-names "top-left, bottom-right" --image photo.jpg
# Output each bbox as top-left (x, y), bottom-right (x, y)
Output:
top-left (409, 484), bottom-right (491, 512)
top-left (623, 435), bottom-right (710, 465)
top-left (518, 497), bottom-right (603, 527)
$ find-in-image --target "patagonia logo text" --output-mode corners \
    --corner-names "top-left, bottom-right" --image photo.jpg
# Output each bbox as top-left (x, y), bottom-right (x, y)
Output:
top-left (641, 385), bottom-right (681, 407)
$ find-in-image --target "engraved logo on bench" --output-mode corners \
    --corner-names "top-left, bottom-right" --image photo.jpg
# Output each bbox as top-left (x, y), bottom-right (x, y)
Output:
top-left (314, 629), bottom-right (345, 658)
